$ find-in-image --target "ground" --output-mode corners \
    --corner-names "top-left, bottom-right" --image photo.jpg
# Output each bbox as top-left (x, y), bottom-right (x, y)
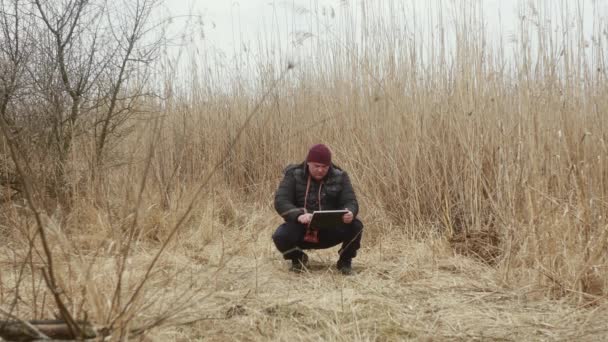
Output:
top-left (1, 223), bottom-right (607, 341)
top-left (152, 232), bottom-right (608, 342)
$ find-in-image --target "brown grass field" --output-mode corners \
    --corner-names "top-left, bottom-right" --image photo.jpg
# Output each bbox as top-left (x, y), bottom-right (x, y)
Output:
top-left (1, 1), bottom-right (608, 341)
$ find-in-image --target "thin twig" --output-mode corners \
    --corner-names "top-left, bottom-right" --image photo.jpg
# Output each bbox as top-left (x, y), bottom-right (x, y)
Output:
top-left (107, 116), bottom-right (162, 324)
top-left (0, 100), bottom-right (81, 338)
top-left (107, 63), bottom-right (294, 330)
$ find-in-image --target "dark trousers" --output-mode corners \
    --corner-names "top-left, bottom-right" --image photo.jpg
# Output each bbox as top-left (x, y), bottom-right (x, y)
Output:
top-left (272, 219), bottom-right (363, 261)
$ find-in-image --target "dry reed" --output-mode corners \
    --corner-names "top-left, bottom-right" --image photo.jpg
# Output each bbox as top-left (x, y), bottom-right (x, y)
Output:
top-left (1, 0), bottom-right (608, 340)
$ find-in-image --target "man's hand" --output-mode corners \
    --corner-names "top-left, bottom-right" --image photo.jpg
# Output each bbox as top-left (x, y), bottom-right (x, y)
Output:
top-left (342, 209), bottom-right (354, 224)
top-left (298, 213), bottom-right (313, 225)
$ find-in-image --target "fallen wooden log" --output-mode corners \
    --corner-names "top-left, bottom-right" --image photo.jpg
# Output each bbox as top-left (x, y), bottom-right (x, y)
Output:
top-left (0, 320), bottom-right (97, 341)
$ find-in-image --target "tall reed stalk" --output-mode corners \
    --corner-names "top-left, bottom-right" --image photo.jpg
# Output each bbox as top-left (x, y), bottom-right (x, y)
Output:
top-left (153, 0), bottom-right (607, 297)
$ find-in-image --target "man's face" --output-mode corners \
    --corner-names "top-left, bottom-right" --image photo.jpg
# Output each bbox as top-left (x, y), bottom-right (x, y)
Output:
top-left (308, 162), bottom-right (330, 181)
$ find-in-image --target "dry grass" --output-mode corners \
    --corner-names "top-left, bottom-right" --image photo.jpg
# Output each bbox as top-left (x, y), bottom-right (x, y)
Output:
top-left (2, 204), bottom-right (608, 341)
top-left (1, 0), bottom-right (608, 340)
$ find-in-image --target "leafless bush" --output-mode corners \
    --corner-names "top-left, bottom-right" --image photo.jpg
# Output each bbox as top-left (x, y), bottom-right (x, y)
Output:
top-left (0, 0), bottom-right (166, 198)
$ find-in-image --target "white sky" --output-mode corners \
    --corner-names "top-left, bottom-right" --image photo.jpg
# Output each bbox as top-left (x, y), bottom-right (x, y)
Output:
top-left (158, 0), bottom-right (607, 85)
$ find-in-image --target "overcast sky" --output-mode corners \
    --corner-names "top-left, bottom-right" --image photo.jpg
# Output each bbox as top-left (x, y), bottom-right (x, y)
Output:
top-left (158, 0), bottom-right (606, 83)
top-left (168, 1), bottom-right (603, 44)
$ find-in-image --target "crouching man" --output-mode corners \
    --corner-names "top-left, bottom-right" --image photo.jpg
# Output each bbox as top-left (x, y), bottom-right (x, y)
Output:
top-left (272, 144), bottom-right (363, 275)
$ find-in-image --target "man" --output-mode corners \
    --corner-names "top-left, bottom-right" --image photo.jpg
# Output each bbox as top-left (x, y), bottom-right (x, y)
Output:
top-left (272, 144), bottom-right (363, 275)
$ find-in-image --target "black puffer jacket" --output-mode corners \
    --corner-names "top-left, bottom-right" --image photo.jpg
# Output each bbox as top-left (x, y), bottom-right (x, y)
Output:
top-left (274, 162), bottom-right (359, 223)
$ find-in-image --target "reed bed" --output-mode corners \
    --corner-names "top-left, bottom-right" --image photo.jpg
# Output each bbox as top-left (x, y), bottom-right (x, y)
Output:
top-left (1, 0), bottom-right (607, 340)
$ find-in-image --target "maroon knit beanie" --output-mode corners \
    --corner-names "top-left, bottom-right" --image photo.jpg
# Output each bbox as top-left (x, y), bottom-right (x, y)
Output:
top-left (306, 144), bottom-right (332, 165)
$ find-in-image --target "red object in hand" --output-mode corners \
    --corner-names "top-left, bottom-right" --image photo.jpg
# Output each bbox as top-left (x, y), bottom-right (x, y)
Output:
top-left (303, 228), bottom-right (319, 243)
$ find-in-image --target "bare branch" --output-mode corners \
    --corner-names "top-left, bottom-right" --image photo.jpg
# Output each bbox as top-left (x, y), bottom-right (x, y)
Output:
top-left (0, 88), bottom-right (81, 338)
top-left (108, 63), bottom-right (294, 331)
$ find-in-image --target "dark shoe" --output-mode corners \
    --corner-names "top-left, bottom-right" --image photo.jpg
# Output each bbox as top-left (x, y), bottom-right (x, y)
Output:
top-left (290, 253), bottom-right (309, 273)
top-left (336, 258), bottom-right (353, 275)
